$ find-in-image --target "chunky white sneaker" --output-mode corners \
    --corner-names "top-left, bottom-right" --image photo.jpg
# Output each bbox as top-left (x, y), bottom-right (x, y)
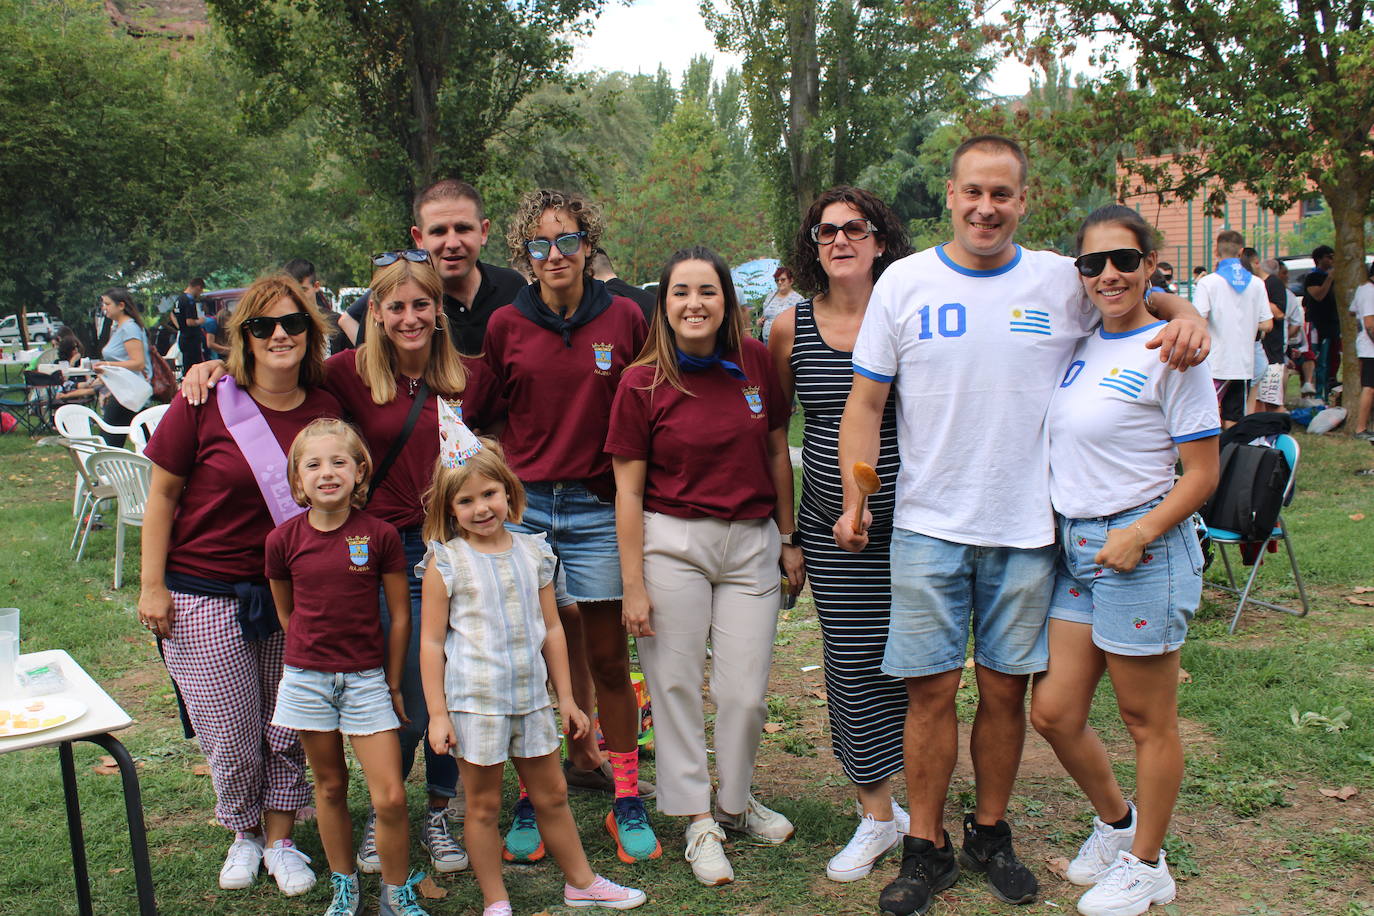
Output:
top-left (713, 794), bottom-right (794, 844)
top-left (1076, 851), bottom-right (1176, 916)
top-left (423, 806), bottom-right (470, 873)
top-left (827, 813), bottom-right (900, 882)
top-left (1067, 803), bottom-right (1137, 886)
top-left (684, 819), bottom-right (734, 886)
top-left (264, 839), bottom-right (317, 896)
top-left (218, 832), bottom-right (263, 889)
top-left (355, 809), bottom-right (381, 874)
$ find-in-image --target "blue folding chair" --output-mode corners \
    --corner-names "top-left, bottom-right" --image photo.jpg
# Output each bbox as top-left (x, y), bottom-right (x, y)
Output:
top-left (1206, 433), bottom-right (1309, 633)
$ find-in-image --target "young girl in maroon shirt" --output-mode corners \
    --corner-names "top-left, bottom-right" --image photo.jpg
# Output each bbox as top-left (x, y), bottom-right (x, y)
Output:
top-left (266, 419), bottom-right (425, 916)
top-left (605, 246), bottom-right (804, 887)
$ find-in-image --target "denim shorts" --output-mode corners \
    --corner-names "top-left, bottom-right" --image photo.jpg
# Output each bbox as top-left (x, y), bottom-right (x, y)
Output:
top-left (272, 665), bottom-right (401, 736)
top-left (449, 707), bottom-right (560, 767)
top-left (883, 529), bottom-right (1057, 678)
top-left (508, 481), bottom-right (621, 604)
top-left (1048, 498), bottom-right (1204, 656)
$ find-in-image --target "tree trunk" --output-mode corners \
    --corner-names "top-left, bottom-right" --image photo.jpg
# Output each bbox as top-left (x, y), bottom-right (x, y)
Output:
top-left (786, 0), bottom-right (820, 219)
top-left (1321, 171), bottom-right (1373, 417)
top-left (830, 0), bottom-right (855, 186)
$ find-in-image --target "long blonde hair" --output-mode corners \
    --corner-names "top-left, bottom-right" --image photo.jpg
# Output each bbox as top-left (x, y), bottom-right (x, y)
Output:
top-left (422, 440), bottom-right (526, 543)
top-left (357, 259), bottom-right (467, 404)
top-left (286, 418), bottom-right (372, 509)
top-left (225, 274), bottom-right (329, 390)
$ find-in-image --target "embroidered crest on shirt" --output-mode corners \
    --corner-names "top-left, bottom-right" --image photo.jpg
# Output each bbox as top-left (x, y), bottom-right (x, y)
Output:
top-left (1009, 308), bottom-right (1051, 336)
top-left (592, 342), bottom-right (614, 374)
top-left (1098, 367), bottom-right (1147, 399)
top-left (742, 385), bottom-right (763, 415)
top-left (347, 535), bottom-right (371, 569)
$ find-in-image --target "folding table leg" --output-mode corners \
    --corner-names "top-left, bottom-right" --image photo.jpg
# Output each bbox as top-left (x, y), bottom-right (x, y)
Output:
top-left (83, 733), bottom-right (157, 914)
top-left (58, 741), bottom-right (94, 916)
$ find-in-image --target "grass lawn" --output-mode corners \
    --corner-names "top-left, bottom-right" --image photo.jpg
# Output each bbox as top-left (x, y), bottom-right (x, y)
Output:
top-left (0, 427), bottom-right (1371, 916)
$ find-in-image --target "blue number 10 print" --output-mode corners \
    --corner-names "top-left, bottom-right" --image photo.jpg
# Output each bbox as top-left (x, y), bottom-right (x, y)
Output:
top-left (917, 303), bottom-right (967, 340)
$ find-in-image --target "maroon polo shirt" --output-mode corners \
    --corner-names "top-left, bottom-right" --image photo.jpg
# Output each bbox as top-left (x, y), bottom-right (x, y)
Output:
top-left (322, 349), bottom-right (504, 530)
top-left (265, 509), bottom-right (404, 671)
top-left (144, 387), bottom-right (343, 582)
top-left (484, 296), bottom-right (648, 484)
top-left (605, 337), bottom-right (787, 521)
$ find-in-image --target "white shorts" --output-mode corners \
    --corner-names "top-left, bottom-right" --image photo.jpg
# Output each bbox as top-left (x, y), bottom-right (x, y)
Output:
top-left (449, 707), bottom-right (560, 766)
top-left (1256, 362), bottom-right (1284, 406)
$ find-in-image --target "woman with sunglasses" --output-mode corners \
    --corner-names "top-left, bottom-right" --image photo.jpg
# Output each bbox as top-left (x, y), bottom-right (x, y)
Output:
top-left (180, 252), bottom-right (502, 879)
top-left (767, 187), bottom-right (915, 883)
top-left (482, 189), bottom-right (658, 866)
top-left (1032, 206), bottom-right (1219, 916)
top-left (140, 274), bottom-right (340, 897)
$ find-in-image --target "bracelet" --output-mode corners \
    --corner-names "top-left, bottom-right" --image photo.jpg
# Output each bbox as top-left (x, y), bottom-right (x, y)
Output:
top-left (1131, 522), bottom-right (1148, 543)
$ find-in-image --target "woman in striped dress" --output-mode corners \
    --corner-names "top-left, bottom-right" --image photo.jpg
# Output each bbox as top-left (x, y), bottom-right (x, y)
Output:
top-left (768, 186), bottom-right (913, 883)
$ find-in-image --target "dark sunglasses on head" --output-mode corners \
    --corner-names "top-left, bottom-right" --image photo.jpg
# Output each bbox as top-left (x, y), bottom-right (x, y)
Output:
top-left (1073, 248), bottom-right (1145, 278)
top-left (810, 218), bottom-right (877, 245)
top-left (525, 231), bottom-right (587, 261)
top-left (372, 249), bottom-right (431, 267)
top-left (243, 312), bottom-right (311, 339)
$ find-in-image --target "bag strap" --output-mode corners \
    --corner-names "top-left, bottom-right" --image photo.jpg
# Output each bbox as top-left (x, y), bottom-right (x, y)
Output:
top-left (215, 376), bottom-right (306, 527)
top-left (370, 379), bottom-right (429, 498)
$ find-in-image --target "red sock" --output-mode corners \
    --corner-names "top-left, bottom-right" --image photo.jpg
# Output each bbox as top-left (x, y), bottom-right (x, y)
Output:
top-left (608, 749), bottom-right (639, 800)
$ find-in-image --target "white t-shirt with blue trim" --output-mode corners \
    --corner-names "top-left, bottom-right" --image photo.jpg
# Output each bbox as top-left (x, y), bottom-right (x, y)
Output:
top-left (1048, 320), bottom-right (1220, 519)
top-left (852, 244), bottom-right (1096, 548)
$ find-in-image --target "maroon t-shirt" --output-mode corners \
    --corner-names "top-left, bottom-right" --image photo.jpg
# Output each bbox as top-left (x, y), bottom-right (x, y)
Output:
top-left (604, 337), bottom-right (787, 520)
top-left (144, 387), bottom-right (343, 581)
top-left (265, 509), bottom-right (404, 671)
top-left (322, 349), bottom-right (503, 530)
top-left (484, 297), bottom-right (648, 484)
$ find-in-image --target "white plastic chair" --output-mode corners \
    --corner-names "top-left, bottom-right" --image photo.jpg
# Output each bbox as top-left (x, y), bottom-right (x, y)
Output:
top-left (127, 403), bottom-right (170, 454)
top-left (63, 438), bottom-right (122, 557)
top-left (85, 451), bottom-right (151, 589)
top-left (54, 404), bottom-right (132, 514)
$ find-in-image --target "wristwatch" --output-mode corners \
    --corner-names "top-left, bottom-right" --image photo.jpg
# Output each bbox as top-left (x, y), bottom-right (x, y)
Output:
top-left (780, 530), bottom-right (799, 547)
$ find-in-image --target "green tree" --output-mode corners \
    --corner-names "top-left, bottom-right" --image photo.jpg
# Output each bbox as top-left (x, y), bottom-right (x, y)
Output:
top-left (1009, 0), bottom-right (1374, 406)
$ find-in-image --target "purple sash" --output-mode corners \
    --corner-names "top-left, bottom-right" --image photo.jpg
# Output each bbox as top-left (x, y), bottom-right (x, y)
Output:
top-left (215, 376), bottom-right (305, 527)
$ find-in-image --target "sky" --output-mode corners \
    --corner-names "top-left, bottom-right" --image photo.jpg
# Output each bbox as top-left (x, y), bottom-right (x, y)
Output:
top-left (570, 0), bottom-right (1043, 98)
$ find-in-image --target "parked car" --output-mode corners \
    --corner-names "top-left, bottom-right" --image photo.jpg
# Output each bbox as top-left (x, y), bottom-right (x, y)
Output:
top-left (0, 311), bottom-right (63, 345)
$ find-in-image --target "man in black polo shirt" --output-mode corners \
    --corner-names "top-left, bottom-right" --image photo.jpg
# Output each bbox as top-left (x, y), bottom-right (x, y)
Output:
top-left (173, 277), bottom-right (206, 369)
top-left (1302, 244), bottom-right (1340, 399)
top-left (339, 179), bottom-right (525, 355)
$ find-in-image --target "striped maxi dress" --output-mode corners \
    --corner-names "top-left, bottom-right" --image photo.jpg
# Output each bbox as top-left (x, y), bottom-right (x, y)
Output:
top-left (791, 299), bottom-right (907, 785)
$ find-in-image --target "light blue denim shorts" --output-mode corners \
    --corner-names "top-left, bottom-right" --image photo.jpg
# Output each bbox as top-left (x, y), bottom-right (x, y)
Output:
top-left (883, 529), bottom-right (1057, 678)
top-left (1048, 498), bottom-right (1204, 656)
top-left (272, 665), bottom-right (401, 736)
top-left (509, 481), bottom-right (621, 605)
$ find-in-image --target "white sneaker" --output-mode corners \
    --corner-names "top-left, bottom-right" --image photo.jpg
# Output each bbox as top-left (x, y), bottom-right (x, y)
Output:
top-left (713, 794), bottom-right (794, 844)
top-left (264, 839), bottom-right (317, 896)
top-left (1077, 851), bottom-right (1176, 916)
top-left (827, 813), bottom-right (900, 882)
top-left (684, 819), bottom-right (734, 886)
top-left (1067, 803), bottom-right (1137, 886)
top-left (218, 832), bottom-right (264, 889)
top-left (853, 799), bottom-right (911, 835)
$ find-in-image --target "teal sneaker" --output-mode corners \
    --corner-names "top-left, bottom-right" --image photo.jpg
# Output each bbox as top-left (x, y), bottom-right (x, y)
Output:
top-left (605, 796), bottom-right (661, 863)
top-left (379, 872), bottom-right (429, 916)
top-left (502, 797), bottom-right (545, 863)
top-left (324, 872), bottom-right (361, 916)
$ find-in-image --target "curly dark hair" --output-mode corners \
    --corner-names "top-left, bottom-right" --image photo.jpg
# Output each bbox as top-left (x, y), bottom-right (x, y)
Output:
top-left (792, 187), bottom-right (912, 295)
top-left (505, 188), bottom-right (605, 278)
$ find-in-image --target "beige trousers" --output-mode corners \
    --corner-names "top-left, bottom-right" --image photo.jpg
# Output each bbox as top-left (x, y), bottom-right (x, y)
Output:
top-left (636, 512), bottom-right (781, 817)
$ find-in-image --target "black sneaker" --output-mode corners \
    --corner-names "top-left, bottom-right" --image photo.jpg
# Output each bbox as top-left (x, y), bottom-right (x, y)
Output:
top-left (878, 832), bottom-right (960, 916)
top-left (958, 815), bottom-right (1037, 905)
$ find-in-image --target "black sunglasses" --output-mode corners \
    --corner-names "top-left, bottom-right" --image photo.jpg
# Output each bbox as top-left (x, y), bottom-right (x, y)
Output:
top-left (243, 312), bottom-right (311, 339)
top-left (372, 249), bottom-right (431, 267)
top-left (810, 218), bottom-right (877, 245)
top-left (1073, 248), bottom-right (1145, 278)
top-left (525, 231), bottom-right (587, 261)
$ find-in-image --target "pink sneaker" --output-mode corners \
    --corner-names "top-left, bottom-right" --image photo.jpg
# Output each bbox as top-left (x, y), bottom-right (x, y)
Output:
top-left (563, 874), bottom-right (648, 910)
top-left (481, 903), bottom-right (513, 916)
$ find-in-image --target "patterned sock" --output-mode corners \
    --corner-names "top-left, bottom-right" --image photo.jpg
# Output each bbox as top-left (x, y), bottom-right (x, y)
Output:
top-left (518, 778), bottom-right (528, 801)
top-left (608, 748), bottom-right (639, 799)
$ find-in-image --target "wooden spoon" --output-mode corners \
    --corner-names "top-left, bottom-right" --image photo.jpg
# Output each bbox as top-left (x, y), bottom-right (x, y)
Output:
top-left (852, 462), bottom-right (880, 534)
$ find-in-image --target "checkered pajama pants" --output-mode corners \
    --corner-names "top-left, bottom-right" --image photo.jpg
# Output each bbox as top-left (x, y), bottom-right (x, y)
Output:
top-left (160, 592), bottom-right (312, 831)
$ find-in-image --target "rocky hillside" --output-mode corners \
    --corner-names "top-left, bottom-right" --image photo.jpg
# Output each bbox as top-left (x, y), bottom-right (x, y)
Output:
top-left (105, 0), bottom-right (208, 39)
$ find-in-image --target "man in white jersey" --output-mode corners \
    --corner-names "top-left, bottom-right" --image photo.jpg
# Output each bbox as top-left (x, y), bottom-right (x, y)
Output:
top-left (834, 136), bottom-right (1210, 916)
top-left (1193, 230), bottom-right (1273, 428)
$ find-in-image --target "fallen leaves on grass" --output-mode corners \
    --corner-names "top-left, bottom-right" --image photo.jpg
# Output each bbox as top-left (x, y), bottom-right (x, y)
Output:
top-left (92, 755), bottom-right (119, 775)
top-left (1350, 513), bottom-right (1366, 521)
top-left (1178, 668), bottom-right (1192, 684)
top-left (807, 688), bottom-right (827, 701)
top-left (417, 876), bottom-right (447, 899)
top-left (763, 722), bottom-right (785, 733)
top-left (1353, 586), bottom-right (1374, 593)
top-left (1318, 786), bottom-right (1359, 801)
top-left (192, 764), bottom-right (211, 776)
top-left (1347, 597), bottom-right (1374, 607)
top-left (1045, 856), bottom-right (1070, 879)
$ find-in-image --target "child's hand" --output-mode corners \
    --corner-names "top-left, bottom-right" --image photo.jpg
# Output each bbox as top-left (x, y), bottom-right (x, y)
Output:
top-left (561, 699), bottom-right (591, 740)
top-left (390, 687), bottom-right (410, 725)
top-left (428, 714), bottom-right (456, 756)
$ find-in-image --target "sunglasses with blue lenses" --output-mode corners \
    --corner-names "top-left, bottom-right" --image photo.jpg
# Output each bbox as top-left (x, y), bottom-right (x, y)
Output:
top-left (525, 231), bottom-right (587, 261)
top-left (243, 312), bottom-right (311, 339)
top-left (372, 249), bottom-right (431, 267)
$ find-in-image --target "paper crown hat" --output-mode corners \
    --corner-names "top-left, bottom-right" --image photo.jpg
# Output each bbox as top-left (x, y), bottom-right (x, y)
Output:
top-left (438, 398), bottom-right (483, 468)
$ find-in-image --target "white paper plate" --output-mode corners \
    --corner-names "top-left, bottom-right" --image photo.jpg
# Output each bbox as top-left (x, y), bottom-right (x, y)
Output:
top-left (0, 696), bottom-right (87, 738)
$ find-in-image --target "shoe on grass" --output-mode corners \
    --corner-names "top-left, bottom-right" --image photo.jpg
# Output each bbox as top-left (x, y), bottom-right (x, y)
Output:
top-left (1067, 802), bottom-right (1137, 886)
top-left (959, 815), bottom-right (1037, 905)
top-left (502, 796), bottom-right (545, 863)
top-left (605, 796), bottom-right (662, 862)
top-left (564, 758), bottom-right (657, 799)
top-left (218, 831), bottom-right (263, 890)
top-left (1076, 852), bottom-right (1175, 916)
top-left (828, 812), bottom-right (900, 882)
top-left (684, 819), bottom-right (733, 886)
top-left (878, 832), bottom-right (960, 916)
top-left (379, 872), bottom-right (430, 916)
top-left (563, 874), bottom-right (649, 909)
top-left (263, 839), bottom-right (316, 897)
top-left (324, 871), bottom-right (361, 916)
top-left (423, 805), bottom-right (469, 873)
top-left (356, 809), bottom-right (381, 874)
top-left (713, 794), bottom-right (794, 844)
top-left (481, 903), bottom-right (513, 916)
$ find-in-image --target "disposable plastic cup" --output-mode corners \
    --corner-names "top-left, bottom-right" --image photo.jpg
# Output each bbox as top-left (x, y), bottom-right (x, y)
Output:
top-left (0, 633), bottom-right (15, 698)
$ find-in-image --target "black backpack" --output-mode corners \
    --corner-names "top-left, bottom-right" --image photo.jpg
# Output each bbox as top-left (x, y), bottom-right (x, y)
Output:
top-left (1201, 442), bottom-right (1290, 541)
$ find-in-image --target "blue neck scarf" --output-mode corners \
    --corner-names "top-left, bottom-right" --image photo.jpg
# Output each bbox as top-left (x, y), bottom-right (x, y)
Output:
top-left (1217, 258), bottom-right (1250, 294)
top-left (676, 346), bottom-right (747, 380)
